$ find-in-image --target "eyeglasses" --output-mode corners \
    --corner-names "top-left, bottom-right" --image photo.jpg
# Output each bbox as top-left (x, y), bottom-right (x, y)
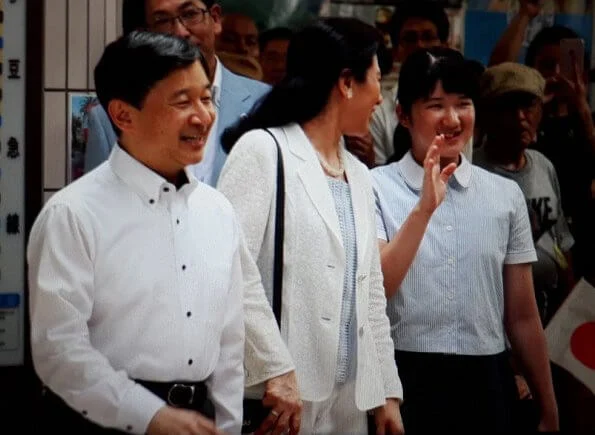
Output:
top-left (151, 6), bottom-right (209, 33)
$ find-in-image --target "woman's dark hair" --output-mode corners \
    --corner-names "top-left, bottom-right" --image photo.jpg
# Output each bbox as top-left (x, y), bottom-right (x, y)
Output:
top-left (94, 30), bottom-right (208, 135)
top-left (397, 46), bottom-right (481, 117)
top-left (221, 17), bottom-right (380, 152)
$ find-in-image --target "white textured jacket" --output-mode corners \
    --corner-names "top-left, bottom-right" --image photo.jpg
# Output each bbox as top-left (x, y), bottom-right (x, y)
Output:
top-left (218, 123), bottom-right (402, 409)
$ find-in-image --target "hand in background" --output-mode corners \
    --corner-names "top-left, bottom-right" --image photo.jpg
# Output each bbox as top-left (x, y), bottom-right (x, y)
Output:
top-left (519, 0), bottom-right (544, 19)
top-left (344, 132), bottom-right (376, 169)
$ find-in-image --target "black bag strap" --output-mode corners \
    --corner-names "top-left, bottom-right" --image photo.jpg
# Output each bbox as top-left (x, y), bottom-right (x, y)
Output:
top-left (263, 128), bottom-right (284, 327)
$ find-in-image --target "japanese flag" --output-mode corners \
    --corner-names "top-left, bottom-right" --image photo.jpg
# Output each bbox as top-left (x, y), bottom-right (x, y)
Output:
top-left (545, 278), bottom-right (595, 394)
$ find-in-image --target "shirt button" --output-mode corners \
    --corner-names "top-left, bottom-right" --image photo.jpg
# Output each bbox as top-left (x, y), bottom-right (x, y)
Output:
top-left (82, 410), bottom-right (88, 416)
top-left (447, 258), bottom-right (455, 265)
top-left (163, 187), bottom-right (170, 192)
top-left (182, 265), bottom-right (186, 271)
top-left (186, 311), bottom-right (192, 317)
top-left (359, 327), bottom-right (364, 337)
top-left (149, 199), bottom-right (155, 204)
top-left (126, 425), bottom-right (133, 431)
top-left (188, 359), bottom-right (193, 365)
top-left (176, 219), bottom-right (180, 225)
top-left (446, 225), bottom-right (453, 231)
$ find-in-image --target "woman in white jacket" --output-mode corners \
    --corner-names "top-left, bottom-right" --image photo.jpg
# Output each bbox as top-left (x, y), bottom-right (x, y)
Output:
top-left (218, 18), bottom-right (448, 435)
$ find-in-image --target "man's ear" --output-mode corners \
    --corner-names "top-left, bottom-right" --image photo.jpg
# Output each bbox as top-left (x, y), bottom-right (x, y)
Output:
top-left (107, 99), bottom-right (137, 135)
top-left (396, 103), bottom-right (410, 128)
top-left (209, 4), bottom-right (223, 36)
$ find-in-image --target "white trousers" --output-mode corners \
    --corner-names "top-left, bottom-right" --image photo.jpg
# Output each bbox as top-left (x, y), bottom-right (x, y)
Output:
top-left (299, 379), bottom-right (367, 435)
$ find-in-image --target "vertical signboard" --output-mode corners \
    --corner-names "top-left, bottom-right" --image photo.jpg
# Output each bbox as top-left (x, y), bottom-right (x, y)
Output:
top-left (0, 0), bottom-right (26, 366)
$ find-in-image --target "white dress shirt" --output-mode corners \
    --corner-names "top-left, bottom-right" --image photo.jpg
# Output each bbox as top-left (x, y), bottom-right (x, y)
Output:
top-left (191, 57), bottom-right (223, 185)
top-left (27, 144), bottom-right (244, 434)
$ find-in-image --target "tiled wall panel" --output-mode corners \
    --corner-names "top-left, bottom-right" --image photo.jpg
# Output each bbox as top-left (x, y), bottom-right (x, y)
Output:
top-left (88, 0), bottom-right (106, 89)
top-left (67, 0), bottom-right (89, 88)
top-left (43, 0), bottom-right (122, 192)
top-left (44, 0), bottom-right (67, 88)
top-left (105, 0), bottom-right (118, 45)
top-left (43, 92), bottom-right (67, 189)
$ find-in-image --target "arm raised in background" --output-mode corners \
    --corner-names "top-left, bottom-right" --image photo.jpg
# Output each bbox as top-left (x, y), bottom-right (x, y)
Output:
top-left (489, 0), bottom-right (543, 66)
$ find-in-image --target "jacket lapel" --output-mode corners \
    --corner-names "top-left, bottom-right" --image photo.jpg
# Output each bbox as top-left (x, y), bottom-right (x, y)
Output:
top-left (283, 125), bottom-right (343, 248)
top-left (217, 66), bottom-right (252, 137)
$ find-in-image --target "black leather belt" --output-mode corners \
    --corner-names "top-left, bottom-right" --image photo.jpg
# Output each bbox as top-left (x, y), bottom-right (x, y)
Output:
top-left (135, 380), bottom-right (214, 418)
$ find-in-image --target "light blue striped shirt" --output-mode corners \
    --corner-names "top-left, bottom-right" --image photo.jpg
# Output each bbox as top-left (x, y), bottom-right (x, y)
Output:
top-left (327, 177), bottom-right (357, 383)
top-left (372, 151), bottom-right (537, 355)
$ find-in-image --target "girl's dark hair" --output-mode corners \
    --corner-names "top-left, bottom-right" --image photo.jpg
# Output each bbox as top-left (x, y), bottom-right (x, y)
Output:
top-left (221, 17), bottom-right (380, 152)
top-left (397, 46), bottom-right (481, 116)
top-left (388, 48), bottom-right (481, 160)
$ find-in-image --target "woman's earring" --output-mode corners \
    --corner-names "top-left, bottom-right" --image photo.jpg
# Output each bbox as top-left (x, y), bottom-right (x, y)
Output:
top-left (347, 89), bottom-right (353, 99)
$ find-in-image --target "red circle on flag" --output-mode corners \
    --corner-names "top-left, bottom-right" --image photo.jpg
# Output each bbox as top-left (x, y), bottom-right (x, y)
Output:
top-left (570, 322), bottom-right (595, 370)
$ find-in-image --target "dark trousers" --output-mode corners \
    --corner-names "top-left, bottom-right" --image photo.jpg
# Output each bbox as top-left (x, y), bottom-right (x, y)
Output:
top-left (38, 380), bottom-right (214, 434)
top-left (395, 350), bottom-right (520, 435)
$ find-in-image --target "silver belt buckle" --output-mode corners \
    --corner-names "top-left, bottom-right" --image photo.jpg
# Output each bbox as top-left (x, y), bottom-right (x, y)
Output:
top-left (167, 383), bottom-right (196, 407)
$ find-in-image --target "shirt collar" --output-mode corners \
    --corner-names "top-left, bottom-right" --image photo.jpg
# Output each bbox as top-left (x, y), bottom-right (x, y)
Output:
top-left (212, 57), bottom-right (223, 108)
top-left (109, 143), bottom-right (199, 206)
top-left (398, 150), bottom-right (473, 191)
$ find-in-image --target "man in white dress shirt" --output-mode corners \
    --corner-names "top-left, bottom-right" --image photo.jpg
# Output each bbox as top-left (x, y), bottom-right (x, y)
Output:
top-left (27, 31), bottom-right (244, 434)
top-left (81, 1), bottom-right (302, 433)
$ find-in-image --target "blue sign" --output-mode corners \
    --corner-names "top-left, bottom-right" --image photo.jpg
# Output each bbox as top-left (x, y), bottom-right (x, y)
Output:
top-left (0, 293), bottom-right (20, 309)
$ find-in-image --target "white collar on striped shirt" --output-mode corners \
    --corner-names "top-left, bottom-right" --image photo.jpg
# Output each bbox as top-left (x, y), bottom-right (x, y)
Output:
top-left (398, 150), bottom-right (472, 191)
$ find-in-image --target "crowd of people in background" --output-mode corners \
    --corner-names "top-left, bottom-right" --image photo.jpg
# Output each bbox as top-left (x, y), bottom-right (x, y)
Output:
top-left (26, 0), bottom-right (595, 434)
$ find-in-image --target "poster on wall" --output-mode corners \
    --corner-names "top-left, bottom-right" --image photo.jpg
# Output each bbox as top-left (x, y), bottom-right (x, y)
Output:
top-left (68, 92), bottom-right (99, 183)
top-left (465, 0), bottom-right (593, 66)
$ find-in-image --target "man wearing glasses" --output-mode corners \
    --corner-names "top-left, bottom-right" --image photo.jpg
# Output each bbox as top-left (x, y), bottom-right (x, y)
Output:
top-left (84, 0), bottom-right (269, 188)
top-left (81, 1), bottom-right (301, 435)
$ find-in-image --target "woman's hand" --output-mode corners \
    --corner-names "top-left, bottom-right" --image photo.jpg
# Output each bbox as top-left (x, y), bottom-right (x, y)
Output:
top-left (418, 136), bottom-right (457, 215)
top-left (374, 399), bottom-right (405, 435)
